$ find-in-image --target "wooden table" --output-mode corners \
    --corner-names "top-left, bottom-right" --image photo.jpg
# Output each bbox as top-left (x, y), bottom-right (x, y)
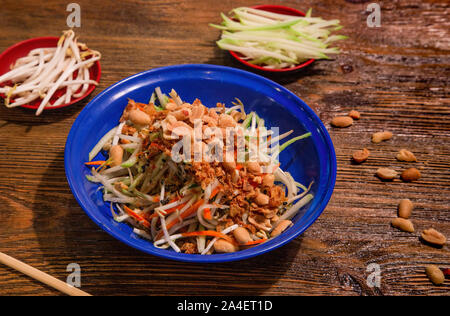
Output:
top-left (0, 0), bottom-right (448, 296)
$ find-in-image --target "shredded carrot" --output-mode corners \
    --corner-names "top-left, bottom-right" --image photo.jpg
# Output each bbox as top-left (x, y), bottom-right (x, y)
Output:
top-left (156, 199), bottom-right (204, 240)
top-left (123, 205), bottom-right (151, 228)
top-left (168, 197), bottom-right (178, 204)
top-left (243, 239), bottom-right (267, 246)
top-left (181, 230), bottom-right (237, 245)
top-left (155, 186), bottom-right (223, 240)
top-left (84, 161), bottom-right (106, 166)
top-left (236, 164), bottom-right (243, 170)
top-left (210, 186), bottom-right (221, 199)
top-left (203, 208), bottom-right (212, 220)
top-left (136, 102), bottom-right (146, 111)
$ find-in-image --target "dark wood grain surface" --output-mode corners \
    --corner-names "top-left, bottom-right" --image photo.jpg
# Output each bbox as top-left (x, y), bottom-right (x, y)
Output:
top-left (0, 0), bottom-right (448, 296)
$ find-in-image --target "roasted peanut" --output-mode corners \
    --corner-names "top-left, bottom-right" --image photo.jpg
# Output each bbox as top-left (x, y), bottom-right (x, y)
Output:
top-left (164, 102), bottom-right (178, 111)
top-left (348, 110), bottom-right (361, 120)
top-left (262, 174), bottom-right (275, 187)
top-left (398, 199), bottom-right (413, 219)
top-left (376, 167), bottom-right (398, 180)
top-left (222, 160), bottom-right (236, 172)
top-left (233, 227), bottom-right (252, 245)
top-left (218, 113), bottom-right (237, 128)
top-left (189, 104), bottom-right (204, 123)
top-left (391, 218), bottom-right (415, 233)
top-left (110, 145), bottom-right (124, 167)
top-left (254, 192), bottom-right (269, 206)
top-left (247, 161), bottom-right (261, 174)
top-left (128, 109), bottom-right (151, 126)
top-left (396, 149), bottom-right (417, 162)
top-left (425, 265), bottom-right (445, 285)
top-left (421, 228), bottom-right (447, 246)
top-left (213, 239), bottom-right (238, 253)
top-left (372, 131), bottom-right (393, 143)
top-left (331, 116), bottom-right (353, 128)
top-left (352, 148), bottom-right (370, 164)
top-left (271, 220), bottom-right (292, 237)
top-left (172, 108), bottom-right (191, 121)
top-left (401, 168), bottom-right (421, 182)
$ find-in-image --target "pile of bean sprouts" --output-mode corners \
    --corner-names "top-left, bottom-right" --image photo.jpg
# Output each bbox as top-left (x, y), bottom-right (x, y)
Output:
top-left (0, 30), bottom-right (101, 116)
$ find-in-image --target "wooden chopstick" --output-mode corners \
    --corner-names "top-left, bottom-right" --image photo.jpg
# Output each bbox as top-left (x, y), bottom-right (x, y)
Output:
top-left (0, 252), bottom-right (92, 296)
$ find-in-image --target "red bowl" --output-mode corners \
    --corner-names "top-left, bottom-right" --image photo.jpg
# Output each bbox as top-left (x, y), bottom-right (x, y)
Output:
top-left (0, 36), bottom-right (101, 110)
top-left (228, 5), bottom-right (315, 73)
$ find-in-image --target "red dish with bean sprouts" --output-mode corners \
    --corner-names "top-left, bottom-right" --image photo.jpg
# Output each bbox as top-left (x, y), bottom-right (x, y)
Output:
top-left (0, 30), bottom-right (101, 115)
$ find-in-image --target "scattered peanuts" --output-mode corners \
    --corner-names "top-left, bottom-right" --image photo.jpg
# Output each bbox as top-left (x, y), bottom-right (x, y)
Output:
top-left (396, 149), bottom-right (417, 162)
top-left (398, 199), bottom-right (413, 219)
top-left (348, 110), bottom-right (360, 120)
top-left (352, 148), bottom-right (370, 164)
top-left (401, 168), bottom-right (421, 182)
top-left (376, 167), bottom-right (398, 180)
top-left (335, 102), bottom-right (444, 285)
top-left (331, 116), bottom-right (353, 128)
top-left (425, 265), bottom-right (445, 285)
top-left (421, 228), bottom-right (447, 247)
top-left (391, 218), bottom-right (415, 233)
top-left (372, 131), bottom-right (393, 143)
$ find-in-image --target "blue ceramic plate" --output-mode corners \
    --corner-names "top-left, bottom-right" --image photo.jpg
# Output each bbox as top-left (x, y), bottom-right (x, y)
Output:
top-left (65, 64), bottom-right (336, 263)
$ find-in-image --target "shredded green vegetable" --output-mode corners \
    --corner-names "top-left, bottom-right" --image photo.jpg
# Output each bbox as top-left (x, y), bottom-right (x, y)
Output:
top-left (279, 132), bottom-right (312, 153)
top-left (210, 7), bottom-right (346, 69)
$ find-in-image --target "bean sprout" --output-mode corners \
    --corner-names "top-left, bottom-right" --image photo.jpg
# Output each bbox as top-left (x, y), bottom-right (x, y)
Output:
top-left (0, 30), bottom-right (101, 115)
